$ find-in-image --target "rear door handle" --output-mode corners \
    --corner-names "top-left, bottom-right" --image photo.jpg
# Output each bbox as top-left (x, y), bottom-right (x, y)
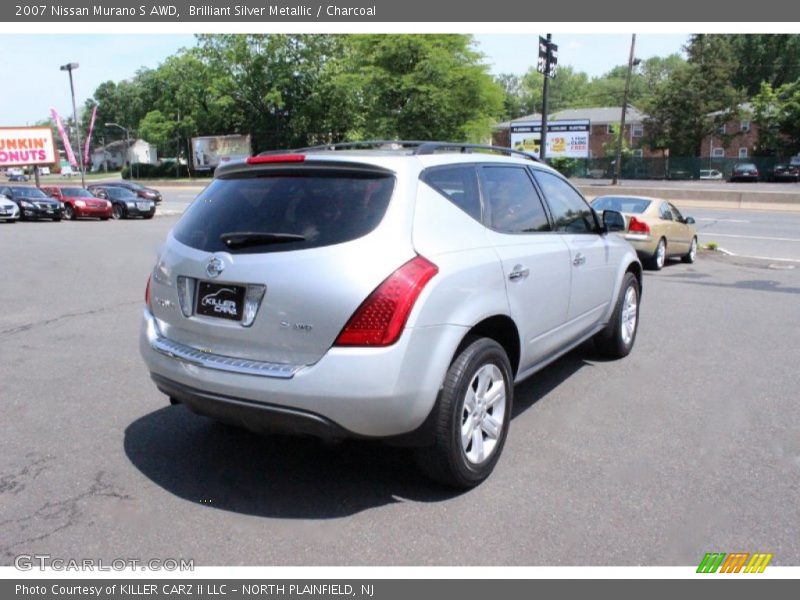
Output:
top-left (508, 265), bottom-right (530, 281)
top-left (573, 253), bottom-right (586, 267)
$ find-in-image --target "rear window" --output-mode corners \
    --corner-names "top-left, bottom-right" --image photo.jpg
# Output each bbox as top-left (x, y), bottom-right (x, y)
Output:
top-left (592, 196), bottom-right (651, 214)
top-left (173, 171), bottom-right (395, 254)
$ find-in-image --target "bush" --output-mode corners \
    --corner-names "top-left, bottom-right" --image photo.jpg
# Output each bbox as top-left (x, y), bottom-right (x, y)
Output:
top-left (122, 162), bottom-right (193, 179)
top-left (549, 157), bottom-right (582, 177)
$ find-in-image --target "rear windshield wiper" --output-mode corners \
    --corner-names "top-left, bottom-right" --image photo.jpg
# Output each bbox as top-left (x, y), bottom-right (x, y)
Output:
top-left (220, 232), bottom-right (306, 249)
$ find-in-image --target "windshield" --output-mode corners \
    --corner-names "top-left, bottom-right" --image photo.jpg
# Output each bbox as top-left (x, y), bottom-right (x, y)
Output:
top-left (173, 171), bottom-right (395, 254)
top-left (12, 187), bottom-right (48, 198)
top-left (107, 188), bottom-right (137, 199)
top-left (591, 196), bottom-right (651, 214)
top-left (61, 188), bottom-right (94, 197)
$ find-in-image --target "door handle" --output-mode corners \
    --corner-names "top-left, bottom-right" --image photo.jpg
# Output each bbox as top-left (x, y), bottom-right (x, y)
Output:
top-left (573, 253), bottom-right (586, 266)
top-left (508, 265), bottom-right (530, 281)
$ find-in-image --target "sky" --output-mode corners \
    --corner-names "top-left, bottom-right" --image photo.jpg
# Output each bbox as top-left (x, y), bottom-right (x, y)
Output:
top-left (0, 34), bottom-right (690, 127)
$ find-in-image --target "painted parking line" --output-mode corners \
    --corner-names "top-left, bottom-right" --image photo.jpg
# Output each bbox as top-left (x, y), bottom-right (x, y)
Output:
top-left (696, 218), bottom-right (750, 223)
top-left (698, 232), bottom-right (800, 243)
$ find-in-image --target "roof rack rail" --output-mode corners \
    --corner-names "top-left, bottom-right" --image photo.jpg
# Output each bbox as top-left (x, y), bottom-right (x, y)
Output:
top-left (413, 142), bottom-right (541, 162)
top-left (257, 141), bottom-right (540, 162)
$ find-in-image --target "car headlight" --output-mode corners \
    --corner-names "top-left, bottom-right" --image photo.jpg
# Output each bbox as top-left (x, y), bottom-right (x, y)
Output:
top-left (126, 201), bottom-right (136, 208)
top-left (20, 200), bottom-right (32, 208)
top-left (75, 200), bottom-right (86, 208)
top-left (105, 201), bottom-right (112, 208)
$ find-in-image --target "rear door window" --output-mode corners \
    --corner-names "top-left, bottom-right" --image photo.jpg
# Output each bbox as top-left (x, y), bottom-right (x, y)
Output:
top-left (420, 165), bottom-right (482, 222)
top-left (173, 171), bottom-right (395, 254)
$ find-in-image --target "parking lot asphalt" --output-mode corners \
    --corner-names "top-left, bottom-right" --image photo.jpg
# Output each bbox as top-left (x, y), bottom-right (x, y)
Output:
top-left (1, 217), bottom-right (798, 566)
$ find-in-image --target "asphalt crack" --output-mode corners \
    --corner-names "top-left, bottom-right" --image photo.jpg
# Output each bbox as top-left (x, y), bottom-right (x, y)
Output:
top-left (0, 301), bottom-right (141, 337)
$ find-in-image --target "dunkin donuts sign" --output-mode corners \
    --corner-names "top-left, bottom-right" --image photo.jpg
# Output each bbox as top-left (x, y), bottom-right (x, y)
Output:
top-left (0, 127), bottom-right (57, 167)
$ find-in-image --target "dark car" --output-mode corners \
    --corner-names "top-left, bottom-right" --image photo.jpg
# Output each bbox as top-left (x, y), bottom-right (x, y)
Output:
top-left (100, 180), bottom-right (162, 203)
top-left (0, 185), bottom-right (63, 221)
top-left (88, 185), bottom-right (155, 220)
top-left (8, 174), bottom-right (29, 182)
top-left (42, 186), bottom-right (113, 220)
top-left (730, 162), bottom-right (759, 182)
top-left (771, 164), bottom-right (799, 183)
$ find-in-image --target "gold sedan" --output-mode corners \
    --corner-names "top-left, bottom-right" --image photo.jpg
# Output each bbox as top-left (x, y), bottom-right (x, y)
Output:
top-left (591, 195), bottom-right (698, 270)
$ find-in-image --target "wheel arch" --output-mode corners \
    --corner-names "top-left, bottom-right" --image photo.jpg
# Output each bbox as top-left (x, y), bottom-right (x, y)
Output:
top-left (456, 315), bottom-right (521, 378)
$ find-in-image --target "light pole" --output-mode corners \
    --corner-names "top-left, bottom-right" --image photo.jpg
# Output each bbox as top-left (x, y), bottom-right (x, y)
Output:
top-left (60, 62), bottom-right (86, 188)
top-left (105, 122), bottom-right (131, 177)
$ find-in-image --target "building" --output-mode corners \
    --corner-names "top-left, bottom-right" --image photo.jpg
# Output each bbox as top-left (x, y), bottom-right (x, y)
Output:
top-left (91, 139), bottom-right (158, 171)
top-left (493, 106), bottom-right (656, 159)
top-left (700, 103), bottom-right (759, 160)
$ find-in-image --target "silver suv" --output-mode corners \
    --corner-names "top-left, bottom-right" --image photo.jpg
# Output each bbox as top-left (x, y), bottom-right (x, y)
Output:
top-left (140, 142), bottom-right (641, 487)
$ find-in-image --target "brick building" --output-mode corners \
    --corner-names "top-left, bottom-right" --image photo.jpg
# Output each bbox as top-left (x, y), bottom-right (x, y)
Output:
top-left (493, 106), bottom-right (658, 158)
top-left (700, 103), bottom-right (760, 160)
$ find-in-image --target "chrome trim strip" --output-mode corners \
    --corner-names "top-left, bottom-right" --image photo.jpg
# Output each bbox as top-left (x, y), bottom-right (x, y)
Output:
top-left (145, 311), bottom-right (299, 379)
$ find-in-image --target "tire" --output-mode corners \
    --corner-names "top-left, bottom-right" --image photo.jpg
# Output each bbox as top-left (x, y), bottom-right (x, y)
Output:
top-left (594, 271), bottom-right (640, 359)
top-left (415, 337), bottom-right (513, 488)
top-left (647, 238), bottom-right (666, 270)
top-left (53, 217), bottom-right (61, 222)
top-left (64, 205), bottom-right (75, 220)
top-left (100, 217), bottom-right (109, 221)
top-left (111, 204), bottom-right (125, 220)
top-left (682, 236), bottom-right (698, 264)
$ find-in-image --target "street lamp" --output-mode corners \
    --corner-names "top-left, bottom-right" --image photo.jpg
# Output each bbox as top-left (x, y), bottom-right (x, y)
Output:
top-left (60, 62), bottom-right (86, 188)
top-left (105, 122), bottom-right (132, 177)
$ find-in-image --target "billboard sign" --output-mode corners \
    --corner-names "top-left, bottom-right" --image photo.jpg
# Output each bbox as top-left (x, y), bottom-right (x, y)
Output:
top-left (0, 127), bottom-right (57, 167)
top-left (510, 119), bottom-right (590, 158)
top-left (191, 134), bottom-right (251, 171)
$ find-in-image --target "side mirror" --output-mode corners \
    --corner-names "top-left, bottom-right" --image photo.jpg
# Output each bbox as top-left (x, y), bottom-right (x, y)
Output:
top-left (684, 216), bottom-right (696, 225)
top-left (602, 209), bottom-right (626, 233)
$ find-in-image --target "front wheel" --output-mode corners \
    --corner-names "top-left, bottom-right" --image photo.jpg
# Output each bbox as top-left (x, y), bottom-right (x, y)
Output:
top-left (682, 237), bottom-right (698, 263)
top-left (416, 337), bottom-right (513, 488)
top-left (111, 204), bottom-right (125, 220)
top-left (594, 272), bottom-right (640, 358)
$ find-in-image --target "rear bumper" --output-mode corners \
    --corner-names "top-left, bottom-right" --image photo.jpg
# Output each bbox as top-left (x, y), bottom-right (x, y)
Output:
top-left (623, 233), bottom-right (657, 257)
top-left (140, 309), bottom-right (468, 438)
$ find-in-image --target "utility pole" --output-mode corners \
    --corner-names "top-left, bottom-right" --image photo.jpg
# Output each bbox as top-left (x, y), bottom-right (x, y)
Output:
top-left (539, 34), bottom-right (554, 162)
top-left (60, 62), bottom-right (86, 188)
top-left (613, 34), bottom-right (637, 185)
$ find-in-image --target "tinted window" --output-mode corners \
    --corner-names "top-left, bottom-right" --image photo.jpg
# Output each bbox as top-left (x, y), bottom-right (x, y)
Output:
top-left (107, 188), bottom-right (136, 200)
top-left (669, 203), bottom-right (684, 222)
top-left (591, 196), bottom-right (651, 214)
top-left (481, 166), bottom-right (550, 233)
top-left (13, 187), bottom-right (47, 198)
top-left (532, 170), bottom-right (595, 233)
top-left (421, 166), bottom-right (481, 221)
top-left (659, 203), bottom-right (673, 220)
top-left (173, 172), bottom-right (395, 254)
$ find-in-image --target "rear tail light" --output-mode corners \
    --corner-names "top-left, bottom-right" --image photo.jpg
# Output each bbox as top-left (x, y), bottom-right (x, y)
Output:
top-left (145, 275), bottom-right (152, 309)
top-left (334, 256), bottom-right (439, 347)
top-left (246, 154), bottom-right (306, 165)
top-left (628, 216), bottom-right (650, 235)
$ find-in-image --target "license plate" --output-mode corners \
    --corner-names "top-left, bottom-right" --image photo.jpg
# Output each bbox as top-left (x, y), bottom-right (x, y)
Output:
top-left (137, 202), bottom-right (151, 210)
top-left (195, 281), bottom-right (246, 321)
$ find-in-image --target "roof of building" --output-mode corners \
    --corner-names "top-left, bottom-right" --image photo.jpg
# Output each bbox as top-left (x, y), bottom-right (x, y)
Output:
top-left (707, 102), bottom-right (754, 118)
top-left (496, 106), bottom-right (647, 129)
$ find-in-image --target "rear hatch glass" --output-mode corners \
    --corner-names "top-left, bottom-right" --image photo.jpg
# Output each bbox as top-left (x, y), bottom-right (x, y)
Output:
top-left (173, 170), bottom-right (395, 254)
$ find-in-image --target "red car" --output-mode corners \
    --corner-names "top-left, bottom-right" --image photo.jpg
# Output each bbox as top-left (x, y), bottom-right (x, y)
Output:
top-left (42, 186), bottom-right (112, 220)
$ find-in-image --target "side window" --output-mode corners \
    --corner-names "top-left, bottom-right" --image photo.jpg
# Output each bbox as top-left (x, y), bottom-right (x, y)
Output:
top-left (669, 203), bottom-right (684, 222)
top-left (480, 166), bottom-right (550, 234)
top-left (659, 203), bottom-right (673, 220)
top-left (531, 170), bottom-right (596, 233)
top-left (421, 166), bottom-right (481, 222)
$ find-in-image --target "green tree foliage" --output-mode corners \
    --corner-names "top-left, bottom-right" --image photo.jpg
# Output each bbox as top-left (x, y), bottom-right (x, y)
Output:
top-left (727, 34), bottom-right (800, 96)
top-left (753, 81), bottom-right (800, 156)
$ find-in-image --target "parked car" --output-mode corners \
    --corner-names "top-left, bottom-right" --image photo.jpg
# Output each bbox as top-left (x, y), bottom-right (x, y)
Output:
top-left (42, 186), bottom-right (112, 220)
top-left (730, 162), bottom-right (759, 182)
top-left (139, 141), bottom-right (643, 488)
top-left (0, 193), bottom-right (20, 222)
top-left (0, 185), bottom-right (63, 221)
top-left (771, 164), bottom-right (799, 183)
top-left (698, 169), bottom-right (723, 180)
top-left (591, 195), bottom-right (698, 270)
top-left (100, 180), bottom-right (162, 203)
top-left (88, 185), bottom-right (156, 219)
top-left (8, 173), bottom-right (29, 182)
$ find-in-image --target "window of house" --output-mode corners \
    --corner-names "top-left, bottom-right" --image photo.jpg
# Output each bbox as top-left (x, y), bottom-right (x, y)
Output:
top-left (718, 124), bottom-right (727, 135)
top-left (712, 148), bottom-right (725, 158)
top-left (739, 147), bottom-right (748, 159)
top-left (607, 124), bottom-right (616, 135)
top-left (632, 149), bottom-right (644, 158)
top-left (741, 120), bottom-right (751, 132)
top-left (631, 125), bottom-right (644, 138)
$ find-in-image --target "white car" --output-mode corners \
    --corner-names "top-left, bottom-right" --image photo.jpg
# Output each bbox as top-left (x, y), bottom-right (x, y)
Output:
top-left (699, 169), bottom-right (723, 180)
top-left (0, 194), bottom-right (20, 222)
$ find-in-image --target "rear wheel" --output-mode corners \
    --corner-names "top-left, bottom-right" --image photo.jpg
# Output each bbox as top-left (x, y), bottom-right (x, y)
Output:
top-left (594, 271), bottom-right (640, 358)
top-left (416, 337), bottom-right (513, 488)
top-left (647, 238), bottom-right (666, 270)
top-left (111, 204), bottom-right (125, 220)
top-left (682, 237), bottom-right (698, 263)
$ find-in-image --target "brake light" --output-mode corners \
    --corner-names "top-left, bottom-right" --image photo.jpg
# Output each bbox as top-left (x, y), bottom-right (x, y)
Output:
top-left (246, 154), bottom-right (306, 164)
top-left (334, 256), bottom-right (439, 347)
top-left (628, 216), bottom-right (650, 234)
top-left (145, 274), bottom-right (152, 309)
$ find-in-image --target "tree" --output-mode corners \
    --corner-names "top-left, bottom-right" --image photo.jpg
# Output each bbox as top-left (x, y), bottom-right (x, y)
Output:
top-left (753, 81), bottom-right (800, 156)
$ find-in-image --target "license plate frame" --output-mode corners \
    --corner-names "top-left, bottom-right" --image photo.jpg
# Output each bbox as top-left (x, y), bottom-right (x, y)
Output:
top-left (195, 281), bottom-right (246, 322)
